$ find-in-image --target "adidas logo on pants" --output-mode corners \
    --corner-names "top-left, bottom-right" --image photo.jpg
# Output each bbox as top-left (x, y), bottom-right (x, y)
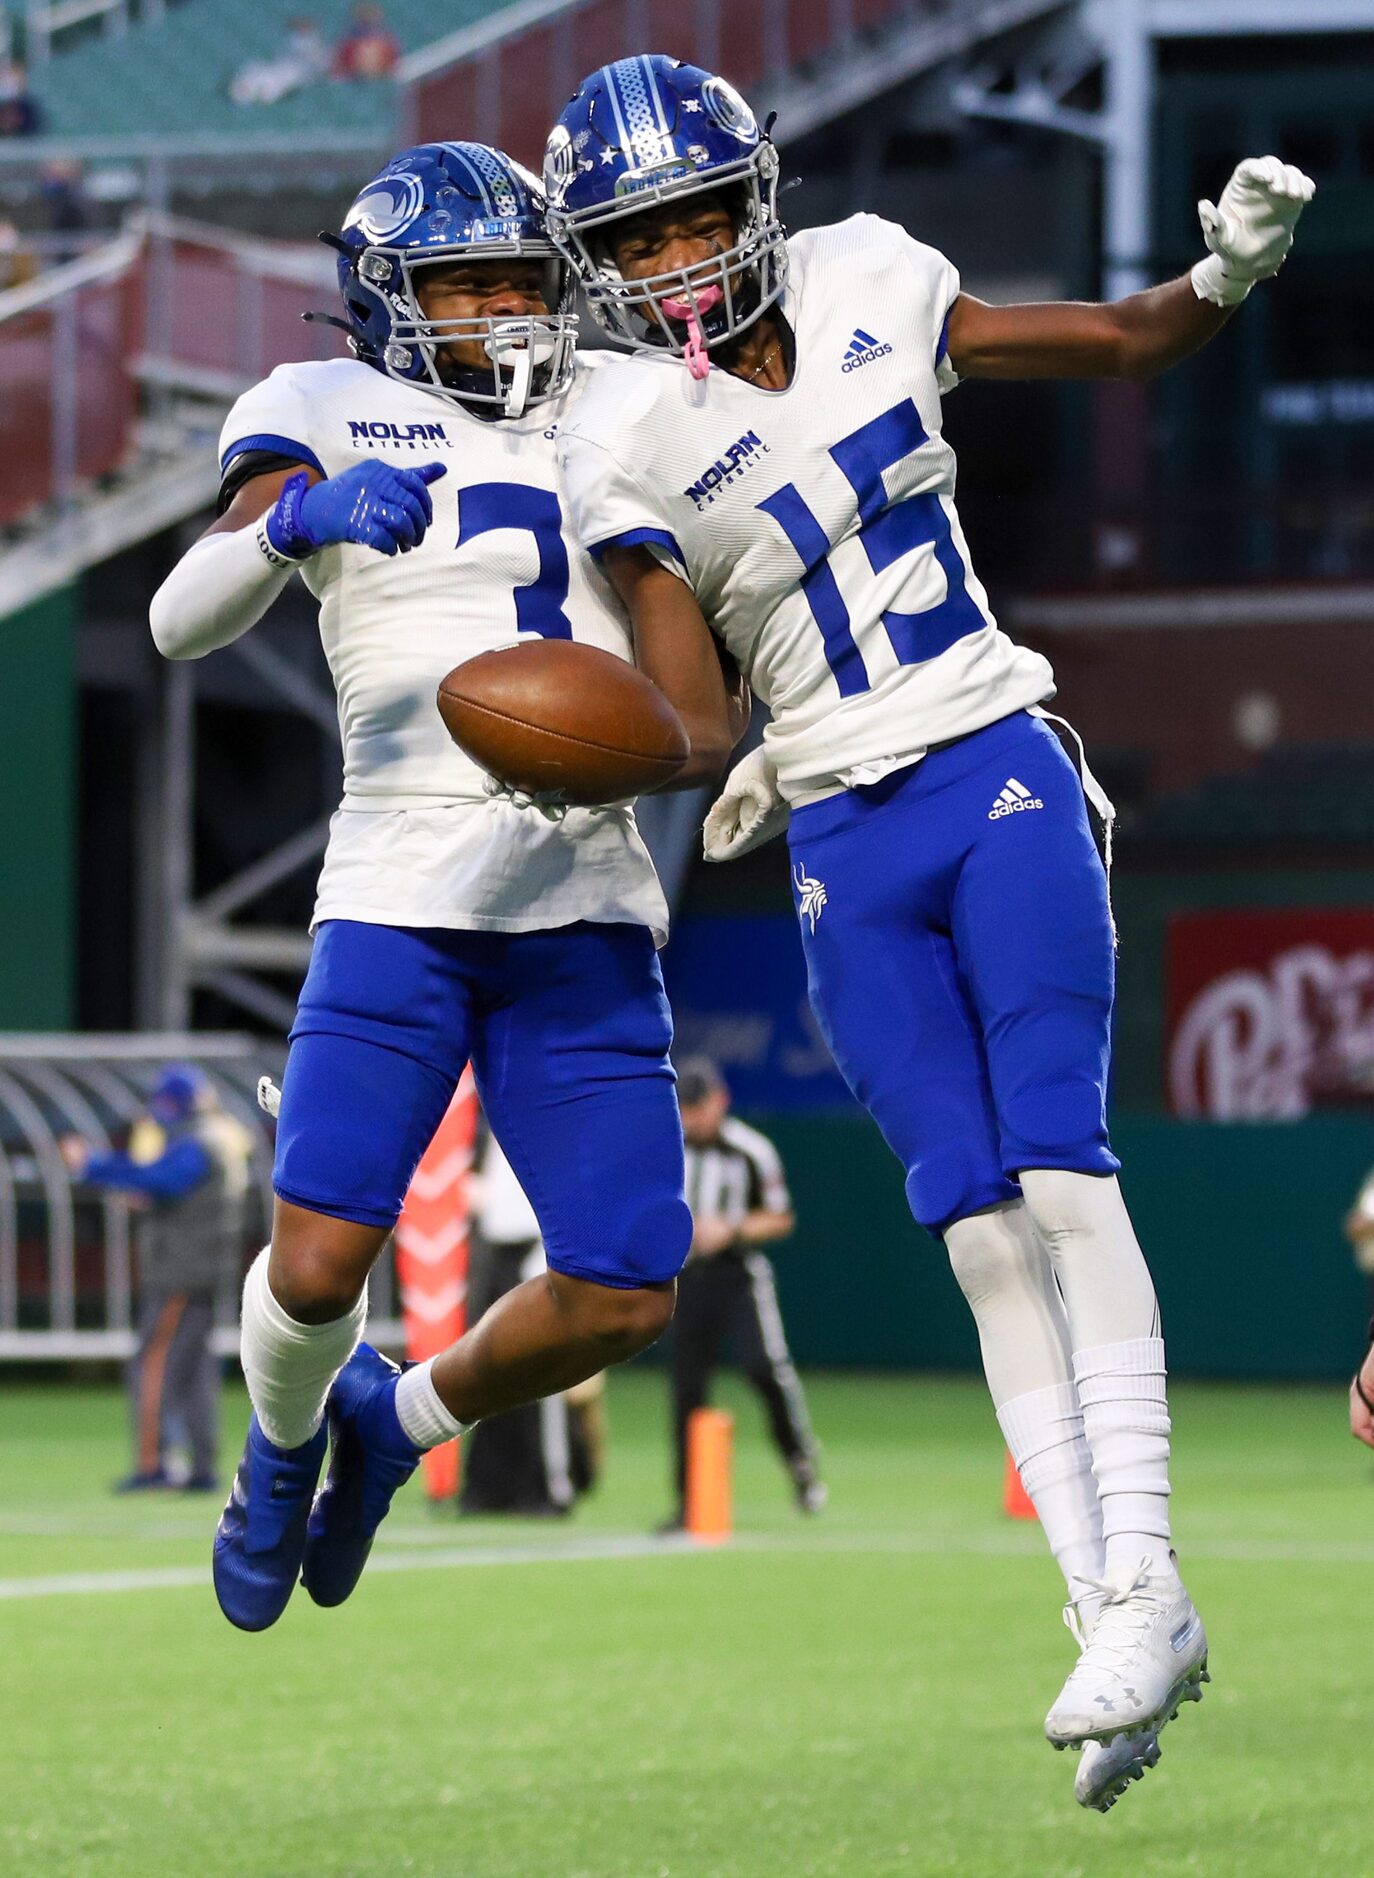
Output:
top-left (989, 777), bottom-right (1045, 819)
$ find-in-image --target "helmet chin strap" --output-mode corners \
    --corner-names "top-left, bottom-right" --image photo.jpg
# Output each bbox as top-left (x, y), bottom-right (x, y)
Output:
top-left (660, 285), bottom-right (724, 381)
top-left (484, 318), bottom-right (558, 418)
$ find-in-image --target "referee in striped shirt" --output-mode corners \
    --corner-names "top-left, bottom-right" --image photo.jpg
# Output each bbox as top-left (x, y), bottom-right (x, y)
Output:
top-left (663, 1058), bottom-right (824, 1528)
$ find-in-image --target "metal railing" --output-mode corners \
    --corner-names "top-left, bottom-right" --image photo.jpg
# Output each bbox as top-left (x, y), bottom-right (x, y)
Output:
top-left (21, 0), bottom-right (178, 63)
top-left (0, 1034), bottom-right (402, 1360)
top-left (0, 211), bottom-right (339, 530)
top-left (401, 0), bottom-right (918, 164)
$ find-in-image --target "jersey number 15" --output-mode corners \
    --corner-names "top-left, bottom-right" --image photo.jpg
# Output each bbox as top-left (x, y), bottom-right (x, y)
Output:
top-left (758, 397), bottom-right (984, 697)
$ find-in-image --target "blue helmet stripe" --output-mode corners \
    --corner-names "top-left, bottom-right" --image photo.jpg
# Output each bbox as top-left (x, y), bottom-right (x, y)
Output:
top-left (601, 61), bottom-right (633, 154)
top-left (437, 142), bottom-right (496, 218)
top-left (605, 55), bottom-right (659, 159)
top-left (465, 143), bottom-right (521, 218)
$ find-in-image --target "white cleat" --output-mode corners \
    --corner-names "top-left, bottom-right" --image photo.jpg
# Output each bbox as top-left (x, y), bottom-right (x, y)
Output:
top-left (1045, 1558), bottom-right (1209, 1751)
top-left (1074, 1727), bottom-right (1162, 1812)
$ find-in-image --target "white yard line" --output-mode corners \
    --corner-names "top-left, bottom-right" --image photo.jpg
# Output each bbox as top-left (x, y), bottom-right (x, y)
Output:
top-left (4, 1525), bottom-right (1374, 1602)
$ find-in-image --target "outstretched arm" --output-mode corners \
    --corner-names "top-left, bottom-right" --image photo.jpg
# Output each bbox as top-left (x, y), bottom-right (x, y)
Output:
top-left (947, 156), bottom-right (1313, 385)
top-left (947, 275), bottom-right (1231, 384)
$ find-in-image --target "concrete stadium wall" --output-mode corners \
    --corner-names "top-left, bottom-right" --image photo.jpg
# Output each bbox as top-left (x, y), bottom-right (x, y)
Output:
top-left (0, 587), bottom-right (76, 1028)
top-left (755, 1113), bottom-right (1371, 1383)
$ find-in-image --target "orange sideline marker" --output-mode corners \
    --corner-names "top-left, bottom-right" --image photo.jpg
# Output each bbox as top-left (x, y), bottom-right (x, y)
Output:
top-left (685, 1407), bottom-right (734, 1542)
top-left (394, 1073), bottom-right (477, 1500)
top-left (1003, 1449), bottom-right (1038, 1521)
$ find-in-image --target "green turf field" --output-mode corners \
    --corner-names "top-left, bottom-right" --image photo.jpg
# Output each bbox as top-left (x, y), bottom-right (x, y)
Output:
top-left (2, 1368), bottom-right (1370, 1877)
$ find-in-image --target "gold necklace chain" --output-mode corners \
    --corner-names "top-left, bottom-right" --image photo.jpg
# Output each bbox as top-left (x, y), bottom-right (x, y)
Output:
top-left (745, 338), bottom-right (784, 383)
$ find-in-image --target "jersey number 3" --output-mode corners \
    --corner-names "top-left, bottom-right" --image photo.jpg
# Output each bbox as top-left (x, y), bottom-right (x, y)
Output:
top-left (757, 398), bottom-right (984, 697)
top-left (456, 482), bottom-right (573, 639)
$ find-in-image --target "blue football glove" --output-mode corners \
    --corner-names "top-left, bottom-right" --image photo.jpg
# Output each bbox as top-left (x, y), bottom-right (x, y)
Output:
top-left (264, 459), bottom-right (447, 561)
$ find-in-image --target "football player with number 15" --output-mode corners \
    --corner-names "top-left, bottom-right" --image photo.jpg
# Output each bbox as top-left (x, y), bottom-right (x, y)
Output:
top-left (543, 54), bottom-right (1313, 1812)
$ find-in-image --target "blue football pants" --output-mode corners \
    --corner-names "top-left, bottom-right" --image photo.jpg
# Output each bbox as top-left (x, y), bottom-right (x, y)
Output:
top-left (787, 712), bottom-right (1119, 1233)
top-left (273, 919), bottom-right (691, 1289)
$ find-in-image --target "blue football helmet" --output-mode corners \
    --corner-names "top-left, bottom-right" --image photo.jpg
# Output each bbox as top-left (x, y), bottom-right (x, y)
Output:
top-left (335, 142), bottom-right (577, 418)
top-left (543, 56), bottom-right (786, 364)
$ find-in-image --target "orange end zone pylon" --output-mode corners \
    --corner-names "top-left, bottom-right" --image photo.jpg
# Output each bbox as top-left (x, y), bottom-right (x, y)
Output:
top-left (393, 1070), bottom-right (477, 1500)
top-left (1003, 1450), bottom-right (1038, 1521)
top-left (684, 1407), bottom-right (734, 1543)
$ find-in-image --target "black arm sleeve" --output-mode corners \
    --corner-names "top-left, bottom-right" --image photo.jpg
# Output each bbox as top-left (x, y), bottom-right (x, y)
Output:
top-left (215, 449), bottom-right (311, 516)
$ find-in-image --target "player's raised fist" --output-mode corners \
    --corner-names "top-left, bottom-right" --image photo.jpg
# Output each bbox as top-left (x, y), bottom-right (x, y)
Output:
top-left (264, 459), bottom-right (447, 562)
top-left (1192, 156), bottom-right (1315, 305)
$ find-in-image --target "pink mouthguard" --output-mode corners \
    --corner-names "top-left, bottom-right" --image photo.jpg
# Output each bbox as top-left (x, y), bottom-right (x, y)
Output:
top-left (661, 285), bottom-right (723, 381)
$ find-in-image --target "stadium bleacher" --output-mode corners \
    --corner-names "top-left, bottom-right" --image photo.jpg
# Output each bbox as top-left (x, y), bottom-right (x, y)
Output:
top-left (24, 0), bottom-right (508, 140)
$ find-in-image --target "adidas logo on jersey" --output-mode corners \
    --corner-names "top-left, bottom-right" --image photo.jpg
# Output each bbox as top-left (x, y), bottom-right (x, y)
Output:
top-left (988, 778), bottom-right (1044, 819)
top-left (841, 328), bottom-right (893, 373)
top-left (685, 429), bottom-right (770, 509)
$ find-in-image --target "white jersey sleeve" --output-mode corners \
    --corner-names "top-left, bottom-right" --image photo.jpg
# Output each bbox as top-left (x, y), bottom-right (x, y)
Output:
top-left (557, 419), bottom-right (692, 587)
top-left (217, 363), bottom-right (324, 489)
top-left (835, 213), bottom-right (962, 392)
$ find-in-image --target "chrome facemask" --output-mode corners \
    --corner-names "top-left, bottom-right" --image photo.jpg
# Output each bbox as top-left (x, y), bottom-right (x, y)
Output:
top-left (358, 244), bottom-right (578, 418)
top-left (548, 150), bottom-right (786, 372)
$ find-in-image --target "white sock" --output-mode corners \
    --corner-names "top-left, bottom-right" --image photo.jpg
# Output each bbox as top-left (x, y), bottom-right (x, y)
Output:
top-left (239, 1246), bottom-right (365, 1451)
top-left (1073, 1337), bottom-right (1174, 1579)
top-left (997, 1382), bottom-right (1106, 1596)
top-left (394, 1356), bottom-right (468, 1450)
top-left (945, 1204), bottom-right (1105, 1600)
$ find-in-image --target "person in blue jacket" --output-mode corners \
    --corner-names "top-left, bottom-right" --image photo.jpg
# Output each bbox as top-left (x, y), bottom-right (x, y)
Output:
top-left (63, 1066), bottom-right (250, 1491)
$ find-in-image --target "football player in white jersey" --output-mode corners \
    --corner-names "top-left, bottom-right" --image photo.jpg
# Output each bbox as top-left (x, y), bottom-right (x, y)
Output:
top-left (542, 56), bottom-right (1313, 1810)
top-left (148, 143), bottom-right (733, 1634)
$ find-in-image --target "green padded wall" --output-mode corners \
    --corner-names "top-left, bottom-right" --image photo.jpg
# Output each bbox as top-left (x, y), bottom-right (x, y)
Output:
top-left (0, 587), bottom-right (77, 1028)
top-left (751, 1113), bottom-right (1370, 1383)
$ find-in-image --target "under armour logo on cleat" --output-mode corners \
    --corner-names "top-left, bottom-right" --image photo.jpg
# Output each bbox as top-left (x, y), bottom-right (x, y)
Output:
top-left (1093, 1695), bottom-right (1116, 1711)
top-left (793, 864), bottom-right (827, 934)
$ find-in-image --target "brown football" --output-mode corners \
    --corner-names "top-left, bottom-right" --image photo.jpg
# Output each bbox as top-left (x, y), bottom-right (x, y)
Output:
top-left (437, 640), bottom-right (690, 806)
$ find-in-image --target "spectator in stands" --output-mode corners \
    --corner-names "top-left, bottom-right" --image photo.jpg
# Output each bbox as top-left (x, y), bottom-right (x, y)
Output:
top-left (332, 3), bottom-right (401, 81)
top-left (61, 1066), bottom-right (252, 1493)
top-left (0, 58), bottom-right (43, 138)
top-left (229, 17), bottom-right (330, 108)
top-left (39, 160), bottom-right (91, 263)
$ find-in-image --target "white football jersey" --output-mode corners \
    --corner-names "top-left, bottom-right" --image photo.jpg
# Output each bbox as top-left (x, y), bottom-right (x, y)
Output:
top-left (557, 215), bottom-right (1055, 803)
top-left (217, 353), bottom-right (668, 941)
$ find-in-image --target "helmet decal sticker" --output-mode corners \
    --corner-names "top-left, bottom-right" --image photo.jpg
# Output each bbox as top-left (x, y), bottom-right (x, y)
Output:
top-left (701, 76), bottom-right (758, 141)
top-left (343, 173), bottom-right (426, 243)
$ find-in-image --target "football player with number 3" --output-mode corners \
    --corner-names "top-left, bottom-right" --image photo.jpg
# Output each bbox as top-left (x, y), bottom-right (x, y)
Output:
top-left (544, 56), bottom-right (1314, 1810)
top-left (149, 143), bottom-right (739, 1635)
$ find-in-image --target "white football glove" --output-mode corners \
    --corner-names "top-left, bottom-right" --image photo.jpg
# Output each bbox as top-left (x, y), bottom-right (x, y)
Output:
top-left (703, 745), bottom-right (789, 862)
top-left (1192, 155), bottom-right (1315, 306)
